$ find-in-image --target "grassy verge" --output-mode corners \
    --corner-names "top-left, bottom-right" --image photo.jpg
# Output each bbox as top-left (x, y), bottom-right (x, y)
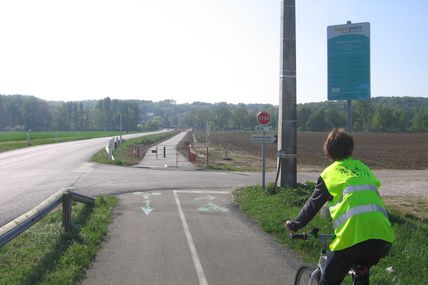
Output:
top-left (0, 131), bottom-right (134, 153)
top-left (234, 184), bottom-right (428, 285)
top-left (0, 195), bottom-right (118, 285)
top-left (91, 131), bottom-right (177, 166)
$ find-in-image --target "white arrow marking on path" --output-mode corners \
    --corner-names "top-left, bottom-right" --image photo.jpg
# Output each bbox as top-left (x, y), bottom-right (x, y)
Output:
top-left (134, 192), bottom-right (161, 215)
top-left (194, 195), bottom-right (216, 201)
top-left (198, 202), bottom-right (229, 213)
top-left (141, 206), bottom-right (154, 215)
top-left (140, 199), bottom-right (154, 215)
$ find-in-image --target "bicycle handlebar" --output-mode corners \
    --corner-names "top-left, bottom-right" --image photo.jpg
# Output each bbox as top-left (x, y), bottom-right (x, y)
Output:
top-left (289, 233), bottom-right (308, 240)
top-left (289, 228), bottom-right (335, 248)
top-left (289, 227), bottom-right (320, 240)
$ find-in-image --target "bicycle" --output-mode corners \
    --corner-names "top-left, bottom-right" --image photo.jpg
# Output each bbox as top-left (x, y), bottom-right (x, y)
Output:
top-left (291, 228), bottom-right (369, 285)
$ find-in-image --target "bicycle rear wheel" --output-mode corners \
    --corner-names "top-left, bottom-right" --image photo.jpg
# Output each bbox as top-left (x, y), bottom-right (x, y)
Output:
top-left (294, 265), bottom-right (320, 285)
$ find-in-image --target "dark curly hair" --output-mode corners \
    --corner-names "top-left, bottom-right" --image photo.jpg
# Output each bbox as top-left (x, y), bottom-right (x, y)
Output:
top-left (323, 128), bottom-right (354, 161)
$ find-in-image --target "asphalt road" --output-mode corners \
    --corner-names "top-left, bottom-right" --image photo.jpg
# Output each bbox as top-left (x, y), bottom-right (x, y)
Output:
top-left (82, 190), bottom-right (298, 285)
top-left (0, 131), bottom-right (163, 227)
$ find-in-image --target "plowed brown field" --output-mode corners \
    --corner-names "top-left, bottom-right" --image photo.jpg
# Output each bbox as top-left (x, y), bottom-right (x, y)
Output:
top-left (209, 132), bottom-right (428, 170)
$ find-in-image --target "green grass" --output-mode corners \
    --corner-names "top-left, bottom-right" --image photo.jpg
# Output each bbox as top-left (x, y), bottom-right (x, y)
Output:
top-left (0, 131), bottom-right (133, 153)
top-left (201, 143), bottom-right (239, 171)
top-left (206, 163), bottom-right (236, 171)
top-left (233, 184), bottom-right (428, 285)
top-left (91, 131), bottom-right (177, 166)
top-left (0, 196), bottom-right (118, 285)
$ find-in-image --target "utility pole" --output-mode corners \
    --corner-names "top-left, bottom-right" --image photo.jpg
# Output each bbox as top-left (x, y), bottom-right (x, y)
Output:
top-left (277, 0), bottom-right (297, 187)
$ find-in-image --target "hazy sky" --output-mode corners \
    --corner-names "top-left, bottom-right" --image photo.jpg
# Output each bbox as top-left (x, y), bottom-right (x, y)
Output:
top-left (1, 0), bottom-right (427, 104)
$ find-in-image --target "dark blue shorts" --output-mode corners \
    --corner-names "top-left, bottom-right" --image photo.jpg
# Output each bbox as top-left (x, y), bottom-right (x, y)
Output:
top-left (320, 239), bottom-right (392, 285)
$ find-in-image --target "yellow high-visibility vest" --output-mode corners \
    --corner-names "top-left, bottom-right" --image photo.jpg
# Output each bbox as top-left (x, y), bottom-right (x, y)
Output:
top-left (321, 158), bottom-right (395, 251)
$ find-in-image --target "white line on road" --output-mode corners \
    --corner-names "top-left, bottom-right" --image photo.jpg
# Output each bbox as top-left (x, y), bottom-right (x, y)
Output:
top-left (173, 190), bottom-right (208, 285)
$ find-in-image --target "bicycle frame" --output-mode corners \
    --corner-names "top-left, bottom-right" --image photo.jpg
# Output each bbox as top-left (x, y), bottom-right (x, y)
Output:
top-left (309, 267), bottom-right (321, 284)
top-left (317, 233), bottom-right (332, 273)
top-left (291, 228), bottom-right (334, 285)
top-left (291, 228), bottom-right (367, 285)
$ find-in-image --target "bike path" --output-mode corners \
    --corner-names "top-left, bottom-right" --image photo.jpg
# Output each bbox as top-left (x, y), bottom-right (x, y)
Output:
top-left (136, 130), bottom-right (196, 170)
top-left (82, 189), bottom-right (296, 285)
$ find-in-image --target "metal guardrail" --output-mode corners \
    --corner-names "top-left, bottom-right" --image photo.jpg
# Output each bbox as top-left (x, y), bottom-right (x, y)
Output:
top-left (0, 188), bottom-right (95, 248)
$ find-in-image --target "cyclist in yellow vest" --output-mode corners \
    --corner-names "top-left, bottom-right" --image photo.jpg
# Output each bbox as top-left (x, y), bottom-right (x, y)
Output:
top-left (285, 128), bottom-right (394, 285)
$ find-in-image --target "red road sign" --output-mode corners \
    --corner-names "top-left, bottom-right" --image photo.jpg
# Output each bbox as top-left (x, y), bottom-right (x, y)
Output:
top-left (257, 111), bottom-right (271, 125)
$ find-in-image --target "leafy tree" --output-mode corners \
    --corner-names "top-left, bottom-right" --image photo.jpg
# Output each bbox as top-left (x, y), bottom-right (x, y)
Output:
top-left (213, 106), bottom-right (232, 131)
top-left (265, 106), bottom-right (278, 129)
top-left (91, 108), bottom-right (104, 131)
top-left (0, 96), bottom-right (6, 129)
top-left (51, 103), bottom-right (67, 131)
top-left (412, 108), bottom-right (428, 131)
top-left (324, 109), bottom-right (346, 129)
top-left (102, 97), bottom-right (113, 130)
top-left (231, 106), bottom-right (250, 130)
top-left (297, 107), bottom-right (312, 131)
top-left (353, 100), bottom-right (372, 132)
top-left (143, 115), bottom-right (163, 131)
top-left (19, 97), bottom-right (51, 131)
top-left (370, 105), bottom-right (394, 131)
top-left (306, 110), bottom-right (326, 131)
top-left (127, 102), bottom-right (140, 132)
top-left (392, 108), bottom-right (409, 131)
top-left (184, 108), bottom-right (211, 129)
top-left (77, 102), bottom-right (87, 131)
top-left (5, 97), bottom-right (25, 129)
top-left (370, 105), bottom-right (409, 132)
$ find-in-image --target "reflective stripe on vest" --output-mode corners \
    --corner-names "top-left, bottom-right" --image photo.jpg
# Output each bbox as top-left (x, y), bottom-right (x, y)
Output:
top-left (333, 204), bottom-right (389, 229)
top-left (343, 184), bottom-right (379, 196)
top-left (329, 184), bottom-right (379, 212)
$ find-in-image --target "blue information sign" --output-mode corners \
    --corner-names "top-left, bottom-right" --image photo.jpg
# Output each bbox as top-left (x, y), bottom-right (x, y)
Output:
top-left (327, 22), bottom-right (370, 100)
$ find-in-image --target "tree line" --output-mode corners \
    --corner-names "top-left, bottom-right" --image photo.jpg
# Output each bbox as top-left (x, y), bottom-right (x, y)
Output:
top-left (297, 97), bottom-right (428, 132)
top-left (0, 95), bottom-right (427, 132)
top-left (0, 96), bottom-right (139, 132)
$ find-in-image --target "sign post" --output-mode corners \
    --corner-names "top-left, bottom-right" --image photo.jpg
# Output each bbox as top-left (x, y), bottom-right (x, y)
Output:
top-left (254, 111), bottom-right (273, 189)
top-left (328, 21), bottom-right (371, 132)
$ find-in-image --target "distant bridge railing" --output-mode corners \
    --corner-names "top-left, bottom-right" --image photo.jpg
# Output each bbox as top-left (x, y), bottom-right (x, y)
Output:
top-left (0, 188), bottom-right (94, 248)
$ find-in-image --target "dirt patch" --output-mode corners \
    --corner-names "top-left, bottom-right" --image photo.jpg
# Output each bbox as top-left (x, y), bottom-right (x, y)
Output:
top-left (192, 143), bottom-right (264, 171)
top-left (206, 132), bottom-right (428, 170)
